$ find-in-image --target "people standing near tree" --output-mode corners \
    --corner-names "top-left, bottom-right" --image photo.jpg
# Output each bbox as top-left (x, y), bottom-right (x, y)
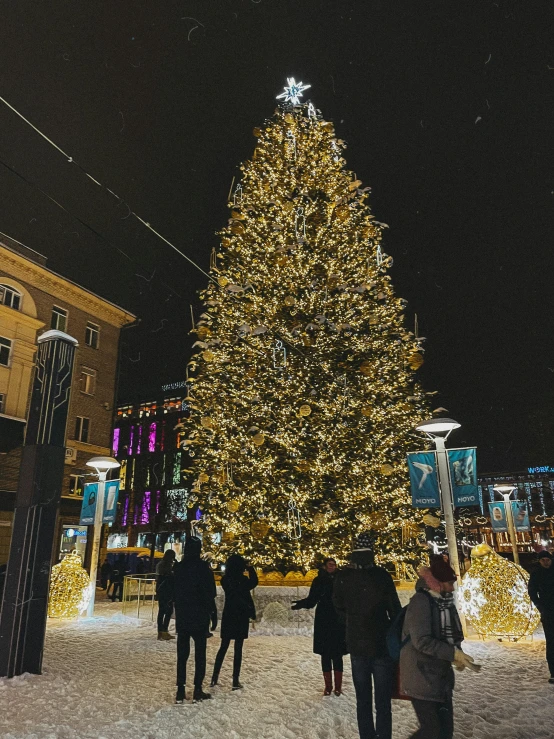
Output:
top-left (333, 532), bottom-right (400, 739)
top-left (528, 550), bottom-right (554, 684)
top-left (210, 554), bottom-right (258, 690)
top-left (173, 536), bottom-right (217, 703)
top-left (292, 557), bottom-right (347, 696)
top-left (400, 555), bottom-right (478, 739)
top-left (100, 558), bottom-right (112, 591)
top-left (110, 554), bottom-right (128, 602)
top-left (156, 549), bottom-right (176, 641)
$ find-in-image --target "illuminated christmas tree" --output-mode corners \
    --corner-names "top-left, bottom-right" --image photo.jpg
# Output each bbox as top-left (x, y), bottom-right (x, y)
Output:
top-left (186, 80), bottom-right (428, 570)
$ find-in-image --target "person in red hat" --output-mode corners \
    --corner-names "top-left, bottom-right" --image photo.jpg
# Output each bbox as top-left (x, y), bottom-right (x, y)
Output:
top-left (399, 555), bottom-right (479, 739)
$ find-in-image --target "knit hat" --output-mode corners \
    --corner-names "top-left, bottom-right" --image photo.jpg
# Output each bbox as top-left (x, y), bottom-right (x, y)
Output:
top-left (429, 554), bottom-right (457, 583)
top-left (184, 536), bottom-right (202, 556)
top-left (354, 531), bottom-right (375, 551)
top-left (537, 550), bottom-right (552, 560)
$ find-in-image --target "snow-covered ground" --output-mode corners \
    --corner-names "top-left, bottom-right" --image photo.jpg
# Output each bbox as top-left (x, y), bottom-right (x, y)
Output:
top-left (0, 601), bottom-right (551, 739)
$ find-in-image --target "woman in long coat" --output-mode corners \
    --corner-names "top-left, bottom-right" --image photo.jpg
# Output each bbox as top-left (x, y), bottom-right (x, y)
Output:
top-left (210, 554), bottom-right (258, 690)
top-left (292, 557), bottom-right (348, 695)
top-left (155, 549), bottom-right (176, 640)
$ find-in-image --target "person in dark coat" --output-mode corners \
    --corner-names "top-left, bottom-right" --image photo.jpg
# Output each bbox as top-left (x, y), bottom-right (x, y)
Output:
top-left (156, 549), bottom-right (176, 640)
top-left (174, 536), bottom-right (217, 703)
top-left (528, 550), bottom-right (554, 683)
top-left (210, 554), bottom-right (258, 690)
top-left (400, 556), bottom-right (477, 739)
top-left (110, 554), bottom-right (128, 602)
top-left (333, 532), bottom-right (401, 739)
top-left (292, 557), bottom-right (347, 696)
top-left (100, 558), bottom-right (112, 591)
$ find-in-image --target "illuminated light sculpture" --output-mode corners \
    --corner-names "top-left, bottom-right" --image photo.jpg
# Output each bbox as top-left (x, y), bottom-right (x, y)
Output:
top-left (458, 543), bottom-right (540, 640)
top-left (48, 551), bottom-right (93, 619)
top-left (276, 77), bottom-right (311, 105)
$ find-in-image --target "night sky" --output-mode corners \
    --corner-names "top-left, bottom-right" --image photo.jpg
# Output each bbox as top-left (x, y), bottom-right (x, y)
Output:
top-left (1, 0), bottom-right (552, 472)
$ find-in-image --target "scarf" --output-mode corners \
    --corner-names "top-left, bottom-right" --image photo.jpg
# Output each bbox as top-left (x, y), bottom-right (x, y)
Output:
top-left (435, 592), bottom-right (463, 646)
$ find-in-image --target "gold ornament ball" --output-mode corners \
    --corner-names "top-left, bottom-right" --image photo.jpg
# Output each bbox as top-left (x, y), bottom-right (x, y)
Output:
top-left (48, 551), bottom-right (92, 619)
top-left (361, 405), bottom-right (372, 417)
top-left (422, 513), bottom-right (442, 528)
top-left (218, 276), bottom-right (229, 287)
top-left (284, 295), bottom-right (296, 306)
top-left (227, 499), bottom-right (240, 513)
top-left (367, 511), bottom-right (387, 530)
top-left (380, 463), bottom-right (394, 476)
top-left (458, 547), bottom-right (540, 639)
top-left (252, 433), bottom-right (265, 446)
top-left (198, 472), bottom-right (210, 484)
top-left (251, 521), bottom-right (270, 539)
top-left (313, 512), bottom-right (326, 527)
top-left (299, 404), bottom-right (312, 417)
top-left (200, 417), bottom-right (213, 428)
top-left (408, 352), bottom-right (424, 370)
top-left (202, 350), bottom-right (215, 362)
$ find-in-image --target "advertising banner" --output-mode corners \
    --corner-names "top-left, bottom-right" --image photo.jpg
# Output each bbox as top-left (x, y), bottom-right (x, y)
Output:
top-left (80, 482), bottom-right (98, 526)
top-left (407, 451), bottom-right (440, 508)
top-left (488, 501), bottom-right (508, 532)
top-left (511, 500), bottom-right (530, 532)
top-left (102, 480), bottom-right (120, 524)
top-left (79, 480), bottom-right (120, 525)
top-left (447, 448), bottom-right (479, 507)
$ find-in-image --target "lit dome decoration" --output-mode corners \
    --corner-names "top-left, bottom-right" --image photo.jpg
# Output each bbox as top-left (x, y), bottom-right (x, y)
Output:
top-left (48, 550), bottom-right (93, 619)
top-left (458, 543), bottom-right (540, 640)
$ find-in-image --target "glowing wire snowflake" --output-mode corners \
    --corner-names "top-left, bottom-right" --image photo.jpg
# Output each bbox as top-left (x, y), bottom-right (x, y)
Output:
top-left (276, 77), bottom-right (311, 105)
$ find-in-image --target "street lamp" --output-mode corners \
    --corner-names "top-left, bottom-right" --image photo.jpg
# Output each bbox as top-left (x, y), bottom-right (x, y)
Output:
top-left (415, 418), bottom-right (462, 583)
top-left (85, 456), bottom-right (120, 617)
top-left (493, 485), bottom-right (520, 565)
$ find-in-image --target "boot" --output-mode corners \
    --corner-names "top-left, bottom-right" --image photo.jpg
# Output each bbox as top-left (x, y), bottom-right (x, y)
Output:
top-left (175, 685), bottom-right (186, 704)
top-left (333, 670), bottom-right (343, 696)
top-left (232, 680), bottom-right (243, 690)
top-left (323, 671), bottom-right (333, 696)
top-left (210, 670), bottom-right (219, 688)
top-left (158, 631), bottom-right (172, 641)
top-left (193, 687), bottom-right (212, 702)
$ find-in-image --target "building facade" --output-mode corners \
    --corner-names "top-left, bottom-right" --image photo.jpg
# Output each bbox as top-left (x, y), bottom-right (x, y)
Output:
top-left (110, 386), bottom-right (193, 557)
top-left (0, 234), bottom-right (135, 566)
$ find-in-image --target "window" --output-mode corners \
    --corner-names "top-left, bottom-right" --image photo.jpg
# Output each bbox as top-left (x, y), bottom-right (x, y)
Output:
top-left (0, 337), bottom-right (12, 367)
top-left (0, 284), bottom-right (21, 310)
top-left (51, 306), bottom-right (68, 331)
top-left (85, 322), bottom-right (99, 349)
top-left (68, 474), bottom-right (85, 497)
top-left (0, 393), bottom-right (4, 413)
top-left (80, 367), bottom-right (97, 395)
top-left (75, 416), bottom-right (90, 443)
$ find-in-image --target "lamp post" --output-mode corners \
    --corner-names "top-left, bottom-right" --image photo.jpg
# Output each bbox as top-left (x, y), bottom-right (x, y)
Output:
top-left (493, 485), bottom-right (519, 565)
top-left (85, 456), bottom-right (120, 617)
top-left (415, 418), bottom-right (462, 583)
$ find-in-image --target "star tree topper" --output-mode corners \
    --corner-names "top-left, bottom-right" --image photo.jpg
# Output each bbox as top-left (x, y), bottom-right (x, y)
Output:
top-left (276, 77), bottom-right (311, 105)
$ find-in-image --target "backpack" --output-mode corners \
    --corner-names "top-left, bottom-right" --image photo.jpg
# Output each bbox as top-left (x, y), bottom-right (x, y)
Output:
top-left (386, 605), bottom-right (410, 661)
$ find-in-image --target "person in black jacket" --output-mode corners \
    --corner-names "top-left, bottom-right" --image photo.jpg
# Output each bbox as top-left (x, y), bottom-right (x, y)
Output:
top-left (100, 558), bottom-right (112, 591)
top-left (333, 532), bottom-right (401, 739)
top-left (156, 549), bottom-right (176, 640)
top-left (174, 536), bottom-right (217, 703)
top-left (292, 557), bottom-right (347, 696)
top-left (528, 550), bottom-right (554, 683)
top-left (110, 554), bottom-right (128, 602)
top-left (210, 554), bottom-right (258, 690)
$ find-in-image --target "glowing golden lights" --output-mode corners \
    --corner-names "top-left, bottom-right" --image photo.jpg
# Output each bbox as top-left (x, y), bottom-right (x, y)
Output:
top-left (48, 551), bottom-right (92, 619)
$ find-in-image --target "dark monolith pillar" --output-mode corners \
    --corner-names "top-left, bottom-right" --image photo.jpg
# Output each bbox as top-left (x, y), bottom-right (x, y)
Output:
top-left (0, 330), bottom-right (77, 677)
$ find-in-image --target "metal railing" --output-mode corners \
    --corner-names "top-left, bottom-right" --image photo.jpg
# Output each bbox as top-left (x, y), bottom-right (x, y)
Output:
top-left (122, 574), bottom-right (157, 620)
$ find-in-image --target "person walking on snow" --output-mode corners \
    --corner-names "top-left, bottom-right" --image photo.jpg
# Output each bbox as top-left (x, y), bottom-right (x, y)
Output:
top-left (528, 550), bottom-right (554, 683)
top-left (110, 554), bottom-right (128, 602)
top-left (333, 532), bottom-right (401, 739)
top-left (400, 555), bottom-right (478, 739)
top-left (292, 557), bottom-right (348, 696)
top-left (173, 536), bottom-right (217, 703)
top-left (210, 554), bottom-right (258, 690)
top-left (156, 549), bottom-right (176, 640)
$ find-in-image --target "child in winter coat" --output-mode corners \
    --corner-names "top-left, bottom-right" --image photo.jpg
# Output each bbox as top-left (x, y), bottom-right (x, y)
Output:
top-left (400, 555), bottom-right (479, 739)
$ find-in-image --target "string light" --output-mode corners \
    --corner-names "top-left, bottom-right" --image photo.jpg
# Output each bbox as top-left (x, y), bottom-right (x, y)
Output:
top-left (458, 543), bottom-right (540, 640)
top-left (48, 551), bottom-right (93, 619)
top-left (186, 97), bottom-right (429, 570)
